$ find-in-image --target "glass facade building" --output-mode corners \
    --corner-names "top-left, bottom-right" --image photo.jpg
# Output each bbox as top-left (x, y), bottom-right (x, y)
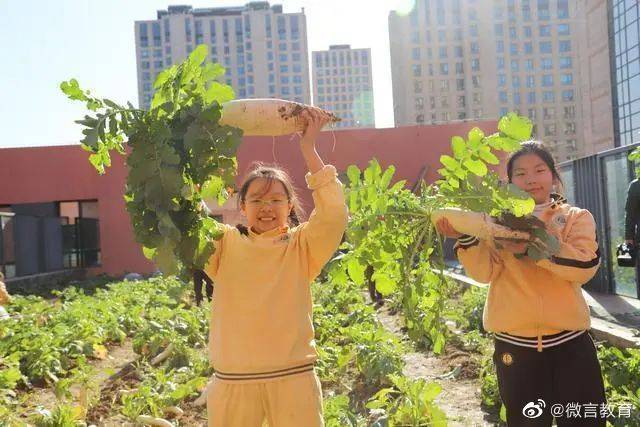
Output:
top-left (610, 0), bottom-right (640, 146)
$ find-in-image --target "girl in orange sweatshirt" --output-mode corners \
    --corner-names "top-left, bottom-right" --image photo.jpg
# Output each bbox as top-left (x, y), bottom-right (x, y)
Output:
top-left (436, 141), bottom-right (606, 426)
top-left (203, 109), bottom-right (348, 427)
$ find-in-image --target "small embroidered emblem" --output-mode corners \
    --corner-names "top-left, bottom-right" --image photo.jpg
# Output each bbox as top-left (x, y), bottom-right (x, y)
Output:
top-left (553, 214), bottom-right (567, 227)
top-left (502, 353), bottom-right (514, 366)
top-left (275, 234), bottom-right (290, 243)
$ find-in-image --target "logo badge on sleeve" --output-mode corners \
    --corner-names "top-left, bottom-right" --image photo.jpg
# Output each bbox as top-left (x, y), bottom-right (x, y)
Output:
top-left (552, 214), bottom-right (567, 228)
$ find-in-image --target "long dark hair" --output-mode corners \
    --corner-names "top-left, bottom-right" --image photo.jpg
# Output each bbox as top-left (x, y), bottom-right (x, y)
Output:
top-left (506, 140), bottom-right (563, 187)
top-left (237, 163), bottom-right (305, 232)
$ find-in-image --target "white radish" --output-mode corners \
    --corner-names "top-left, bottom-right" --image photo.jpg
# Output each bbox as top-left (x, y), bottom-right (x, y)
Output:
top-left (219, 98), bottom-right (340, 136)
top-left (193, 389), bottom-right (207, 407)
top-left (163, 406), bottom-right (184, 417)
top-left (136, 415), bottom-right (174, 427)
top-left (151, 343), bottom-right (174, 366)
top-left (431, 208), bottom-right (531, 241)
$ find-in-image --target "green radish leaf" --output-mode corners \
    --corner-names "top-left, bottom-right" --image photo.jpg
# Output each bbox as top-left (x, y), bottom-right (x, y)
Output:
top-left (154, 68), bottom-right (175, 89)
top-left (188, 44), bottom-right (209, 66)
top-left (544, 234), bottom-right (561, 255)
top-left (142, 246), bottom-right (156, 260)
top-left (526, 244), bottom-right (545, 261)
top-left (103, 99), bottom-right (120, 109)
top-left (454, 167), bottom-right (467, 180)
top-left (347, 258), bottom-right (366, 285)
top-left (347, 165), bottom-right (361, 186)
top-left (390, 180), bottom-right (407, 192)
top-left (364, 165), bottom-right (375, 185)
top-left (202, 63), bottom-right (226, 81)
top-left (62, 46), bottom-right (240, 278)
top-left (479, 150), bottom-right (499, 165)
top-left (498, 112), bottom-right (533, 141)
top-left (202, 176), bottom-right (225, 201)
top-left (373, 273), bottom-right (397, 296)
top-left (451, 136), bottom-right (467, 159)
top-left (349, 191), bottom-right (360, 212)
top-left (205, 82), bottom-right (235, 104)
top-left (440, 155), bottom-right (458, 171)
top-left (468, 128), bottom-right (484, 149)
top-left (88, 153), bottom-right (105, 174)
top-left (60, 79), bottom-right (87, 101)
top-left (422, 380), bottom-right (442, 401)
top-left (380, 165), bottom-right (395, 190)
top-left (463, 158), bottom-right (488, 176)
top-left (330, 266), bottom-right (348, 286)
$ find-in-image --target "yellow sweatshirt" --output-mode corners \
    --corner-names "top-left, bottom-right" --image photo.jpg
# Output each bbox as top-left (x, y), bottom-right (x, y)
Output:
top-left (455, 194), bottom-right (600, 351)
top-left (204, 165), bottom-right (348, 382)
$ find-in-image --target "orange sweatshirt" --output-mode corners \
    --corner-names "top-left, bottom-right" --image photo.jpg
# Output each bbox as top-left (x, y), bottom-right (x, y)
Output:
top-left (204, 165), bottom-right (348, 381)
top-left (455, 194), bottom-right (600, 351)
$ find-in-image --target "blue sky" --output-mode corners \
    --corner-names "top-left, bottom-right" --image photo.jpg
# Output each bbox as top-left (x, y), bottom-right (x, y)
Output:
top-left (0, 0), bottom-right (415, 148)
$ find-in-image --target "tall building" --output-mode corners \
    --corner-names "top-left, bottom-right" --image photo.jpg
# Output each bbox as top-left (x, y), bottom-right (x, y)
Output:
top-left (575, 0), bottom-right (614, 154)
top-left (134, 3), bottom-right (311, 110)
top-left (609, 0), bottom-right (640, 147)
top-left (389, 0), bottom-right (492, 126)
top-left (312, 45), bottom-right (375, 129)
top-left (389, 0), bottom-right (593, 161)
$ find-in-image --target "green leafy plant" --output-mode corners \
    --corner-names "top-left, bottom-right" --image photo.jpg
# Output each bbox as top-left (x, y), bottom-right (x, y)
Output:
top-left (331, 113), bottom-right (545, 354)
top-left (597, 345), bottom-right (640, 426)
top-left (349, 325), bottom-right (405, 387)
top-left (366, 374), bottom-right (447, 426)
top-left (334, 160), bottom-right (451, 353)
top-left (61, 45), bottom-right (241, 278)
top-left (323, 394), bottom-right (364, 427)
top-left (31, 404), bottom-right (84, 427)
top-left (436, 113), bottom-right (535, 216)
top-left (445, 286), bottom-right (487, 334)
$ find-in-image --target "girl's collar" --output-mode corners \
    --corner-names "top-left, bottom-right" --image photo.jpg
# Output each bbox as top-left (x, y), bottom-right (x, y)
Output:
top-left (248, 224), bottom-right (290, 239)
top-left (533, 193), bottom-right (566, 216)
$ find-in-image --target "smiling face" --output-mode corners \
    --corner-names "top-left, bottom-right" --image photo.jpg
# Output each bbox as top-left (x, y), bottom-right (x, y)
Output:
top-left (240, 178), bottom-right (293, 234)
top-left (510, 153), bottom-right (557, 204)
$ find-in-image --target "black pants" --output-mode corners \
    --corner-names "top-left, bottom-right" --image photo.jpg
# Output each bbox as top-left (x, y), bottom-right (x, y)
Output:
top-left (494, 332), bottom-right (607, 426)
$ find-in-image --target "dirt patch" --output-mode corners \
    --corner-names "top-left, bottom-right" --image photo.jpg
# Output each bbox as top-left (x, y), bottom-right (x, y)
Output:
top-left (86, 347), bottom-right (209, 426)
top-left (16, 339), bottom-right (138, 423)
top-left (85, 361), bottom-right (141, 425)
top-left (87, 375), bottom-right (208, 426)
top-left (376, 305), bottom-right (497, 427)
top-left (375, 305), bottom-right (406, 336)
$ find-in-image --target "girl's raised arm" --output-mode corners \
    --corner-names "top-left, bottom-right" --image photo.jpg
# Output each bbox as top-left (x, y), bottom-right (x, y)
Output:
top-left (297, 109), bottom-right (348, 280)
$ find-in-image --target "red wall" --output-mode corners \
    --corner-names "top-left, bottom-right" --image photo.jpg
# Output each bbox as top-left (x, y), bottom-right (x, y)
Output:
top-left (0, 120), bottom-right (497, 277)
top-left (0, 145), bottom-right (151, 276)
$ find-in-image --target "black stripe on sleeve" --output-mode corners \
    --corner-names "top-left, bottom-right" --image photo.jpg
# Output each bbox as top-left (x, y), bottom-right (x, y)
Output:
top-left (550, 247), bottom-right (601, 269)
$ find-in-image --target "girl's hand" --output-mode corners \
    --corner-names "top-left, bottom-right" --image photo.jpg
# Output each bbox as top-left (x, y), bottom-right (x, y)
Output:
top-left (297, 108), bottom-right (329, 174)
top-left (300, 108), bottom-right (330, 147)
top-left (435, 218), bottom-right (464, 239)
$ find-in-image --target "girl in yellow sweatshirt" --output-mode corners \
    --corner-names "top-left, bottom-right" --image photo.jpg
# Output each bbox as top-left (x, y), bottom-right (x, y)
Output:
top-left (436, 141), bottom-right (606, 426)
top-left (204, 109), bottom-right (348, 427)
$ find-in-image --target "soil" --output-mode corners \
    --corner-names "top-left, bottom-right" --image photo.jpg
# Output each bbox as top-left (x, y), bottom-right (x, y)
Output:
top-left (375, 304), bottom-right (500, 427)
